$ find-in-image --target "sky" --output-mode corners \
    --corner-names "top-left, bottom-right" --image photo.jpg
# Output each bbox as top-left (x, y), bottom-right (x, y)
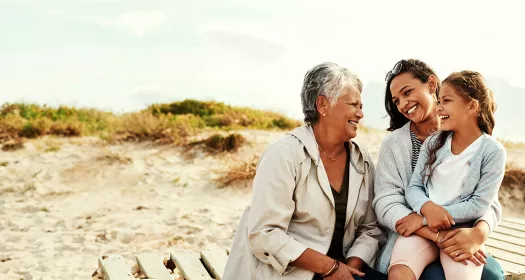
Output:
top-left (1, 0), bottom-right (525, 140)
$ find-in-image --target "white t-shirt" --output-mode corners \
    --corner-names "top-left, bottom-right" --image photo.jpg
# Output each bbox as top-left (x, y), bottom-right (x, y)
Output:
top-left (428, 134), bottom-right (484, 206)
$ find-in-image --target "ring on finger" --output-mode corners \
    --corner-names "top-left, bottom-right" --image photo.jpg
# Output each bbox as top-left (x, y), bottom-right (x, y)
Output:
top-left (455, 250), bottom-right (459, 256)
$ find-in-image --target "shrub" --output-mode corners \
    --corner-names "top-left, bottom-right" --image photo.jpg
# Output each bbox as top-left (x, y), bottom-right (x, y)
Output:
top-left (204, 134), bottom-right (247, 152)
top-left (215, 156), bottom-right (258, 187)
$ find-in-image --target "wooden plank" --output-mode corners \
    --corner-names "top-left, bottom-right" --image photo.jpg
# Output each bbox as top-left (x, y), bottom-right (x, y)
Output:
top-left (501, 221), bottom-right (525, 233)
top-left (135, 253), bottom-right (173, 280)
top-left (496, 258), bottom-right (525, 276)
top-left (490, 232), bottom-right (525, 247)
top-left (485, 239), bottom-right (525, 257)
top-left (170, 250), bottom-right (212, 280)
top-left (200, 248), bottom-right (228, 280)
top-left (485, 246), bottom-right (525, 267)
top-left (98, 254), bottom-right (135, 280)
top-left (495, 226), bottom-right (525, 239)
top-left (504, 218), bottom-right (525, 227)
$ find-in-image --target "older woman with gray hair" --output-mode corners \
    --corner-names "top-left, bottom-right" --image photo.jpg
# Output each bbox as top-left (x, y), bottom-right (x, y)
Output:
top-left (223, 62), bottom-right (386, 280)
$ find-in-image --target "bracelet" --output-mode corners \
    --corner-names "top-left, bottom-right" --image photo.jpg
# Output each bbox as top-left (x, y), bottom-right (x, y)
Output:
top-left (321, 259), bottom-right (339, 278)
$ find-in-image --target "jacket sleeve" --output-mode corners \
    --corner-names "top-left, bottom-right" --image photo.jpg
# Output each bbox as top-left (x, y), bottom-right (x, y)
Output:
top-left (346, 162), bottom-right (386, 268)
top-left (405, 139), bottom-right (432, 214)
top-left (475, 199), bottom-right (502, 233)
top-left (373, 138), bottom-right (413, 232)
top-left (444, 148), bottom-right (507, 223)
top-left (247, 142), bottom-right (308, 276)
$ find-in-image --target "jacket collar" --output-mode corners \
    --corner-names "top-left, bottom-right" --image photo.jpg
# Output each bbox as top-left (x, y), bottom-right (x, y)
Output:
top-left (287, 125), bottom-right (368, 174)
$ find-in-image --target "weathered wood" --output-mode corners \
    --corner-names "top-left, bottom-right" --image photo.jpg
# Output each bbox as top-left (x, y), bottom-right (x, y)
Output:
top-left (200, 248), bottom-right (229, 280)
top-left (504, 218), bottom-right (525, 228)
top-left (98, 254), bottom-right (135, 280)
top-left (500, 221), bottom-right (525, 233)
top-left (485, 246), bottom-right (525, 266)
top-left (497, 258), bottom-right (525, 276)
top-left (490, 232), bottom-right (525, 247)
top-left (170, 250), bottom-right (212, 280)
top-left (494, 225), bottom-right (525, 239)
top-left (486, 239), bottom-right (525, 257)
top-left (135, 253), bottom-right (173, 280)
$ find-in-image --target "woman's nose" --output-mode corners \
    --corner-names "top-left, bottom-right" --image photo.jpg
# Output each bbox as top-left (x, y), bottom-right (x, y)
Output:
top-left (356, 108), bottom-right (364, 119)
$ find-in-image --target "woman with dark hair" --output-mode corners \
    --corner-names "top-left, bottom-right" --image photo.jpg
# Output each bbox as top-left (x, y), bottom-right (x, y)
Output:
top-left (373, 59), bottom-right (505, 280)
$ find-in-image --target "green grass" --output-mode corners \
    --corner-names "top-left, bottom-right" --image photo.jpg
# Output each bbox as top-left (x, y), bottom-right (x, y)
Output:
top-left (0, 100), bottom-right (302, 145)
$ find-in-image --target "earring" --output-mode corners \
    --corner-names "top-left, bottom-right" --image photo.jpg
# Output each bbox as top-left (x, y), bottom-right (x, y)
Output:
top-left (323, 114), bottom-right (326, 116)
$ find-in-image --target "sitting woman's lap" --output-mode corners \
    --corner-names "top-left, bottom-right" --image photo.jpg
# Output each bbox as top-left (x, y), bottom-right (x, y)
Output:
top-left (389, 235), bottom-right (490, 280)
top-left (420, 255), bottom-right (505, 280)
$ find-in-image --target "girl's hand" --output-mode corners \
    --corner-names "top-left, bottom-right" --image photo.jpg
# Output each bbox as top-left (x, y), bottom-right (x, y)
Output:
top-left (438, 228), bottom-right (487, 266)
top-left (325, 263), bottom-right (365, 280)
top-left (421, 201), bottom-right (455, 231)
top-left (396, 213), bottom-right (424, 237)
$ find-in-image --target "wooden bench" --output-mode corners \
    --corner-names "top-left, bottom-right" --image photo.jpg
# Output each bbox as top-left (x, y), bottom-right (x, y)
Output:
top-left (97, 219), bottom-right (525, 280)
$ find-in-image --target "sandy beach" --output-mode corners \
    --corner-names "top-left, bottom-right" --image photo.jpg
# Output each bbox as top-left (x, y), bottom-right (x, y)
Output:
top-left (0, 129), bottom-right (522, 279)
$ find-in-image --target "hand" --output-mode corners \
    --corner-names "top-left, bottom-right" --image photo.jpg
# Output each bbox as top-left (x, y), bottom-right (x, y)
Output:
top-left (420, 201), bottom-right (455, 232)
top-left (346, 257), bottom-right (365, 272)
top-left (438, 228), bottom-right (487, 265)
top-left (396, 213), bottom-right (424, 237)
top-left (325, 262), bottom-right (365, 280)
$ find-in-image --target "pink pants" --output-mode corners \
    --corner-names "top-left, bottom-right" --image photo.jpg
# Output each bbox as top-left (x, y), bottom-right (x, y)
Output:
top-left (389, 235), bottom-right (484, 280)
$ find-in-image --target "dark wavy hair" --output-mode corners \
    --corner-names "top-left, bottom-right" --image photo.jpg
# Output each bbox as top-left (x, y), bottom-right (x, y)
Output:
top-left (423, 70), bottom-right (496, 180)
top-left (385, 59), bottom-right (441, 131)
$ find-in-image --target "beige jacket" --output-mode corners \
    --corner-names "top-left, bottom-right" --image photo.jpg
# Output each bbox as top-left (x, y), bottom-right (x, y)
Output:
top-left (223, 125), bottom-right (385, 280)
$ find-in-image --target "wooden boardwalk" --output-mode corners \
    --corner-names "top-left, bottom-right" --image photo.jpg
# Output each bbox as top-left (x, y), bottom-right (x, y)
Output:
top-left (96, 219), bottom-right (525, 280)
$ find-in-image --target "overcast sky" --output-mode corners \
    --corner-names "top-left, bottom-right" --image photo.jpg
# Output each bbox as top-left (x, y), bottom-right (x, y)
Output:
top-left (1, 0), bottom-right (524, 138)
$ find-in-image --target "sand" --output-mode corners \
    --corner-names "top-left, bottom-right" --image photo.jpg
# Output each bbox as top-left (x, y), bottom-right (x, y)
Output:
top-left (0, 128), bottom-right (521, 279)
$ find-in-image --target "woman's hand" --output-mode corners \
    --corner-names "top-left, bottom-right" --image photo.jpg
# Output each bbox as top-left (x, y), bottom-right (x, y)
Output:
top-left (420, 201), bottom-right (455, 231)
top-left (438, 228), bottom-right (487, 266)
top-left (396, 213), bottom-right (424, 236)
top-left (324, 262), bottom-right (365, 280)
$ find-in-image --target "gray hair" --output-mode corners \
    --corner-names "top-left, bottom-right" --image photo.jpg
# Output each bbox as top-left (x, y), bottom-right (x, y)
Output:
top-left (301, 62), bottom-right (363, 124)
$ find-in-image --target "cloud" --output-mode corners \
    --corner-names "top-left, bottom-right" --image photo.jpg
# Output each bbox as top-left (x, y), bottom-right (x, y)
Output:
top-left (202, 30), bottom-right (287, 62)
top-left (100, 10), bottom-right (167, 36)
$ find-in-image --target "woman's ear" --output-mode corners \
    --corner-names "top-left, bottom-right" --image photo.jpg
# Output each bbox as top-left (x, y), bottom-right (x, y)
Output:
top-left (316, 96), bottom-right (329, 117)
top-left (427, 75), bottom-right (438, 94)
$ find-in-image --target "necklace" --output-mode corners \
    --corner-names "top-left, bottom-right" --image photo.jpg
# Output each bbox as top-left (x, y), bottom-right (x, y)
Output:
top-left (318, 145), bottom-right (345, 161)
top-left (412, 118), bottom-right (438, 137)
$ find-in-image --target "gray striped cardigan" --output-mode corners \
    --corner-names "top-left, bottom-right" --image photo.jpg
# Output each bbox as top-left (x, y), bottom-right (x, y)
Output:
top-left (372, 122), bottom-right (502, 274)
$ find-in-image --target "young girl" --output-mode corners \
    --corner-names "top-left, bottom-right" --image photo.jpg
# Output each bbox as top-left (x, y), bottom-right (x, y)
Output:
top-left (389, 70), bottom-right (507, 280)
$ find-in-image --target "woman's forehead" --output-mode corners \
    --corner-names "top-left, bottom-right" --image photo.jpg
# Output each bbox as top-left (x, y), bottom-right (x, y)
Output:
top-left (390, 73), bottom-right (418, 96)
top-left (339, 87), bottom-right (361, 101)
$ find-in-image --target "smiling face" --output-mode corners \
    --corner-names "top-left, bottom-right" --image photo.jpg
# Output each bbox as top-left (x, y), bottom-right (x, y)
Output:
top-left (437, 82), bottom-right (478, 131)
top-left (390, 72), bottom-right (437, 124)
top-left (318, 86), bottom-right (364, 141)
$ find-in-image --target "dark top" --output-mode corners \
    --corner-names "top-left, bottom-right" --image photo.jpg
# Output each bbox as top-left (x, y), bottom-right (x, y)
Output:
top-left (313, 142), bottom-right (350, 279)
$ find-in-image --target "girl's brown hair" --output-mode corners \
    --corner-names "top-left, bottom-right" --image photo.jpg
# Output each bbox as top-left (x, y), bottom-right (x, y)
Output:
top-left (423, 70), bottom-right (496, 179)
